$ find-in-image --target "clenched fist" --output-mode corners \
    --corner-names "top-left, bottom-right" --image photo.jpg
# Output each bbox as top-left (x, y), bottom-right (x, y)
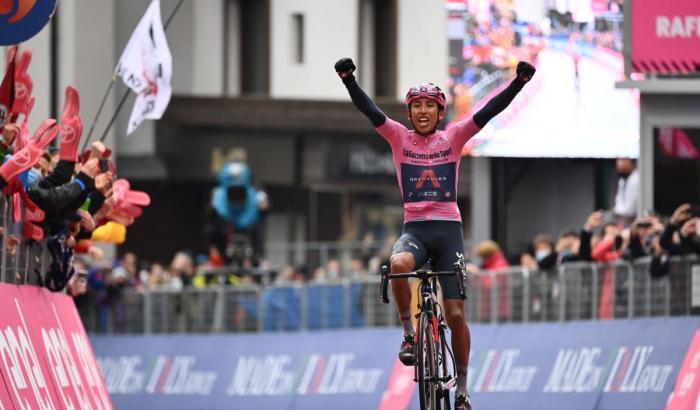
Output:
top-left (516, 61), bottom-right (536, 82)
top-left (334, 57), bottom-right (356, 84)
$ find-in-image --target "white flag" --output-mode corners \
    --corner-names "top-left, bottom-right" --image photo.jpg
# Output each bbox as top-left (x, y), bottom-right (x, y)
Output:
top-left (116, 0), bottom-right (172, 135)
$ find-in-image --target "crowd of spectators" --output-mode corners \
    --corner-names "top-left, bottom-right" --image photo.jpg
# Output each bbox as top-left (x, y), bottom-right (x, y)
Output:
top-left (66, 194), bottom-right (699, 331)
top-left (69, 202), bottom-right (699, 295)
top-left (0, 47), bottom-right (150, 303)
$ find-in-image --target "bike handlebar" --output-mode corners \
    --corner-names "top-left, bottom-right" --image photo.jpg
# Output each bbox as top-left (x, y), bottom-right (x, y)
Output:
top-left (379, 263), bottom-right (466, 304)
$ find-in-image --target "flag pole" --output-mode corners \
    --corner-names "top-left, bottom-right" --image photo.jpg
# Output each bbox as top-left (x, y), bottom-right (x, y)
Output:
top-left (86, 0), bottom-right (184, 147)
top-left (82, 75), bottom-right (115, 150)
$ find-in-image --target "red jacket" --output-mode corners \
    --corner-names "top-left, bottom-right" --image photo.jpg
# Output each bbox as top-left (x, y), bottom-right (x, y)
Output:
top-left (591, 237), bottom-right (621, 263)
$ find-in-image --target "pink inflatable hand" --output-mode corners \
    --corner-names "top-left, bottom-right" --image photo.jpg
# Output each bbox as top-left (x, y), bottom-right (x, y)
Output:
top-left (59, 86), bottom-right (82, 161)
top-left (14, 97), bottom-right (34, 151)
top-left (12, 49), bottom-right (33, 119)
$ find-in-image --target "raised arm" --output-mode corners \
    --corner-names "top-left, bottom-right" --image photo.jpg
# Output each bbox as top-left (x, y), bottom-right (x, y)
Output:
top-left (473, 61), bottom-right (536, 128)
top-left (335, 58), bottom-right (387, 128)
top-left (451, 61), bottom-right (536, 147)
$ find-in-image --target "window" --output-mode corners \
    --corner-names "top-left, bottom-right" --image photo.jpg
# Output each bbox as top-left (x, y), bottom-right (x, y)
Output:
top-left (292, 13), bottom-right (304, 64)
top-left (359, 0), bottom-right (397, 98)
top-left (373, 0), bottom-right (396, 98)
top-left (226, 0), bottom-right (270, 95)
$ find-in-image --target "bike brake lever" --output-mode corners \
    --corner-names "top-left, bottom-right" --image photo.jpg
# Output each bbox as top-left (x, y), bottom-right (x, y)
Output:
top-left (454, 262), bottom-right (467, 300)
top-left (380, 265), bottom-right (390, 304)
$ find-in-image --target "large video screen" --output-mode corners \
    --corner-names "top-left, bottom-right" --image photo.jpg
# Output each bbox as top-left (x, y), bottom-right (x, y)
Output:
top-left (446, 0), bottom-right (639, 158)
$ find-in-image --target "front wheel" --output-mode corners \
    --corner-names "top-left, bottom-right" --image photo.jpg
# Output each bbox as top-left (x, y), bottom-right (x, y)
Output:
top-left (438, 326), bottom-right (452, 410)
top-left (417, 312), bottom-right (440, 410)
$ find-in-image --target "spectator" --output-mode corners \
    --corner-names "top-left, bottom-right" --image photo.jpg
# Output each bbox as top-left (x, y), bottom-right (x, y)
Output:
top-left (326, 259), bottom-right (341, 281)
top-left (293, 265), bottom-right (310, 283)
top-left (68, 258), bottom-right (92, 325)
top-left (67, 259), bottom-right (88, 298)
top-left (474, 240), bottom-right (510, 270)
top-left (170, 251), bottom-right (195, 287)
top-left (625, 213), bottom-right (665, 260)
top-left (660, 204), bottom-right (700, 256)
top-left (87, 260), bottom-right (114, 333)
top-left (275, 265), bottom-right (296, 285)
top-left (147, 263), bottom-right (167, 289)
top-left (591, 222), bottom-right (627, 320)
top-left (591, 223), bottom-right (624, 263)
top-left (167, 268), bottom-right (184, 292)
top-left (348, 258), bottom-right (368, 279)
top-left (532, 234), bottom-right (557, 270)
top-left (112, 252), bottom-right (140, 288)
top-left (649, 237), bottom-right (671, 279)
top-left (312, 267), bottom-right (328, 283)
top-left (578, 210), bottom-right (604, 261)
top-left (556, 229), bottom-right (581, 264)
top-left (471, 240), bottom-right (510, 321)
top-left (612, 158), bottom-right (639, 224)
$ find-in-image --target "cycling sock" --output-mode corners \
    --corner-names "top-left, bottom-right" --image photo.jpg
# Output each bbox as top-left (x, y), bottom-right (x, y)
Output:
top-left (399, 310), bottom-right (415, 336)
top-left (456, 366), bottom-right (469, 396)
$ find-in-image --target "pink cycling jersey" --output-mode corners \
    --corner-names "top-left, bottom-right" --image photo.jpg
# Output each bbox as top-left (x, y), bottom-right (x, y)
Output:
top-left (375, 118), bottom-right (481, 223)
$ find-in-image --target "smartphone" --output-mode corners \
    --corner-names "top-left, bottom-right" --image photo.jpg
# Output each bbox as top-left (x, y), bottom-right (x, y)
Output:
top-left (99, 158), bottom-right (109, 173)
top-left (602, 210), bottom-right (617, 225)
top-left (637, 221), bottom-right (653, 229)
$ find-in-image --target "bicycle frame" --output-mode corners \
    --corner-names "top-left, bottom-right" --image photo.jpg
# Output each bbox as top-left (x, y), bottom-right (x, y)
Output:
top-left (418, 276), bottom-right (458, 391)
top-left (379, 263), bottom-right (466, 409)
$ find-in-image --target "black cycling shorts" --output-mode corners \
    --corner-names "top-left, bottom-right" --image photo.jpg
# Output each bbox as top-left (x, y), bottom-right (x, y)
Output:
top-left (391, 220), bottom-right (466, 299)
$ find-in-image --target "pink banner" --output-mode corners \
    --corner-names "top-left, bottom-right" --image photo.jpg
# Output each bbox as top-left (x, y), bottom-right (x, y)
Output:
top-left (666, 329), bottom-right (700, 410)
top-left (377, 359), bottom-right (418, 410)
top-left (0, 284), bottom-right (114, 410)
top-left (52, 294), bottom-right (113, 409)
top-left (631, 0), bottom-right (700, 73)
top-left (0, 285), bottom-right (60, 409)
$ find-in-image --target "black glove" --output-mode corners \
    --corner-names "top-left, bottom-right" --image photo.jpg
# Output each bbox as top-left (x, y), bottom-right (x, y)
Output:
top-left (516, 61), bottom-right (536, 82)
top-left (334, 57), bottom-right (356, 85)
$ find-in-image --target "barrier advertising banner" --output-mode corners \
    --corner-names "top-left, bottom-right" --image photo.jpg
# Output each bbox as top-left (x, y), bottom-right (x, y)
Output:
top-left (0, 284), bottom-right (113, 410)
top-left (92, 317), bottom-right (699, 410)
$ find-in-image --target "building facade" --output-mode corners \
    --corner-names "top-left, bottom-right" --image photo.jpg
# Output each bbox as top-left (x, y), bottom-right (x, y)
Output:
top-left (1, 0), bottom-right (454, 262)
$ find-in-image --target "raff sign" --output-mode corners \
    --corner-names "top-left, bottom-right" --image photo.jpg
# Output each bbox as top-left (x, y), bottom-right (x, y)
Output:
top-left (631, 0), bottom-right (700, 73)
top-left (0, 0), bottom-right (58, 45)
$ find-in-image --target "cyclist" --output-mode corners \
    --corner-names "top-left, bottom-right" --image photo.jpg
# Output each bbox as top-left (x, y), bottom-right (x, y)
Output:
top-left (335, 57), bottom-right (535, 410)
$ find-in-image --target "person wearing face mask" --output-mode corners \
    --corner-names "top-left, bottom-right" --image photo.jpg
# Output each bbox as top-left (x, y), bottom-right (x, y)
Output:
top-left (556, 230), bottom-right (581, 264)
top-left (612, 158), bottom-right (639, 225)
top-left (520, 234), bottom-right (560, 271)
top-left (532, 234), bottom-right (557, 270)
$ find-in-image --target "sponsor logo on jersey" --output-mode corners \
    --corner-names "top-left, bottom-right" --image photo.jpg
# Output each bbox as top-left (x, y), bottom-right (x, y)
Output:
top-left (402, 147), bottom-right (452, 161)
top-left (401, 162), bottom-right (456, 203)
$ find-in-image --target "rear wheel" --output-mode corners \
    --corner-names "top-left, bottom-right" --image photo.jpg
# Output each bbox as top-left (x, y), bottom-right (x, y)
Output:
top-left (418, 312), bottom-right (440, 410)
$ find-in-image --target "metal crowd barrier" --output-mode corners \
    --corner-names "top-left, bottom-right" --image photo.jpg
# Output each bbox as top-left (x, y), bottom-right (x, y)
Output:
top-left (264, 241), bottom-right (368, 276)
top-left (0, 195), bottom-right (47, 286)
top-left (81, 277), bottom-right (399, 335)
top-left (83, 256), bottom-right (699, 335)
